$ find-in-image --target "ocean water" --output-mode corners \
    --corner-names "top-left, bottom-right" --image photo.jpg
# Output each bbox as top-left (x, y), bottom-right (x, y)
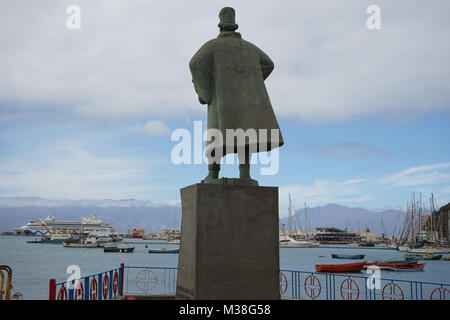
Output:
top-left (1, 235), bottom-right (449, 300)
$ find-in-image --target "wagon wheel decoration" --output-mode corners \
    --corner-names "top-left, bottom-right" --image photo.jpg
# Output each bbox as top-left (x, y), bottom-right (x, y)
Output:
top-left (74, 281), bottom-right (84, 300)
top-left (382, 282), bottom-right (404, 300)
top-left (279, 272), bottom-right (288, 294)
top-left (304, 274), bottom-right (321, 299)
top-left (430, 288), bottom-right (450, 300)
top-left (112, 271), bottom-right (119, 295)
top-left (57, 286), bottom-right (67, 300)
top-left (135, 270), bottom-right (157, 293)
top-left (103, 274), bottom-right (110, 299)
top-left (340, 278), bottom-right (360, 300)
top-left (90, 278), bottom-right (98, 300)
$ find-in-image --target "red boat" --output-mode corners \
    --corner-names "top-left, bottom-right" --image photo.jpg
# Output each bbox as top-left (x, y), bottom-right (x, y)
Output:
top-left (315, 261), bottom-right (367, 273)
top-left (381, 263), bottom-right (425, 272)
top-left (364, 260), bottom-right (418, 269)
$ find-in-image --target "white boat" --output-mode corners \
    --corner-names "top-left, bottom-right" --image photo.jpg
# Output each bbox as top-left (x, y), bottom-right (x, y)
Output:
top-left (14, 214), bottom-right (117, 237)
top-left (41, 231), bottom-right (72, 244)
top-left (398, 246), bottom-right (409, 252)
top-left (407, 247), bottom-right (449, 254)
top-left (63, 235), bottom-right (105, 248)
top-left (279, 235), bottom-right (318, 248)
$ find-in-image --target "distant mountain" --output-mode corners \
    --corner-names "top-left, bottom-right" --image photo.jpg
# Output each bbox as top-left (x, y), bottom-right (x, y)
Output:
top-left (0, 197), bottom-right (403, 236)
top-left (280, 203), bottom-right (404, 237)
top-left (0, 197), bottom-right (182, 234)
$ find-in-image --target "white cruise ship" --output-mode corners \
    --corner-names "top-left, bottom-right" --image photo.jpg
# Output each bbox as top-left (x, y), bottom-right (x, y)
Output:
top-left (15, 214), bottom-right (116, 237)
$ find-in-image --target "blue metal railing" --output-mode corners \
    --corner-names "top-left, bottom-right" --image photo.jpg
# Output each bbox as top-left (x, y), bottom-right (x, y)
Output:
top-left (122, 266), bottom-right (178, 296)
top-left (279, 269), bottom-right (450, 300)
top-left (49, 264), bottom-right (124, 300)
top-left (49, 264), bottom-right (450, 300)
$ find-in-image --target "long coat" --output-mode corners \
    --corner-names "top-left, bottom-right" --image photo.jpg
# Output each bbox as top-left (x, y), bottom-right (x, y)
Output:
top-left (189, 31), bottom-right (284, 158)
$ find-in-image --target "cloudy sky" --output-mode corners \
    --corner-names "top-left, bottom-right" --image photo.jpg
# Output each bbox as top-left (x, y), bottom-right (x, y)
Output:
top-left (1, 0), bottom-right (449, 215)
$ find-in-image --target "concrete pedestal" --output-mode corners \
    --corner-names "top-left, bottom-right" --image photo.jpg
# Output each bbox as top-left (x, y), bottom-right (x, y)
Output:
top-left (176, 183), bottom-right (280, 300)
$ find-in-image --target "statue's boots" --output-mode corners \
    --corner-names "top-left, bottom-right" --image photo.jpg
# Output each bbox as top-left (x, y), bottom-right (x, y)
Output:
top-left (202, 163), bottom-right (220, 183)
top-left (239, 163), bottom-right (251, 180)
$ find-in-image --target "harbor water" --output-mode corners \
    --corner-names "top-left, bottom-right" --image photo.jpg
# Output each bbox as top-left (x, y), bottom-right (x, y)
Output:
top-left (1, 235), bottom-right (449, 300)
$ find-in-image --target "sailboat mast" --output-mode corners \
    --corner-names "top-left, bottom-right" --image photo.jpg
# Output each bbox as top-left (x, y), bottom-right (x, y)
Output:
top-left (304, 201), bottom-right (307, 233)
top-left (430, 194), bottom-right (434, 243)
top-left (288, 193), bottom-right (293, 237)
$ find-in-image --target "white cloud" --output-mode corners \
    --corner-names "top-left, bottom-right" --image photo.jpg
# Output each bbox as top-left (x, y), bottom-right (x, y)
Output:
top-left (0, 1), bottom-right (449, 123)
top-left (441, 186), bottom-right (450, 194)
top-left (280, 178), bottom-right (371, 208)
top-left (133, 120), bottom-right (171, 136)
top-left (0, 141), bottom-right (155, 199)
top-left (280, 162), bottom-right (450, 209)
top-left (380, 162), bottom-right (450, 187)
top-left (0, 197), bottom-right (169, 208)
top-left (307, 142), bottom-right (393, 160)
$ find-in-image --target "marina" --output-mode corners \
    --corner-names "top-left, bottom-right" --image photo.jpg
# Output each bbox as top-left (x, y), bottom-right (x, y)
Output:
top-left (2, 194), bottom-right (449, 300)
top-left (1, 235), bottom-right (449, 299)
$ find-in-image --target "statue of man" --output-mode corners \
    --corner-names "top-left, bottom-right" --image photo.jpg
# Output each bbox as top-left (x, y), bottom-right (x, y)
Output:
top-left (189, 7), bottom-right (284, 185)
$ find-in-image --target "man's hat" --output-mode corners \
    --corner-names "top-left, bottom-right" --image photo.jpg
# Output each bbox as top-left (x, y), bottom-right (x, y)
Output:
top-left (218, 7), bottom-right (239, 31)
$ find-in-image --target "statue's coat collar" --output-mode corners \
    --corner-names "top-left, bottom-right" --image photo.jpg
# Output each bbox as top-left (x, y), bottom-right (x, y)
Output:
top-left (217, 31), bottom-right (242, 39)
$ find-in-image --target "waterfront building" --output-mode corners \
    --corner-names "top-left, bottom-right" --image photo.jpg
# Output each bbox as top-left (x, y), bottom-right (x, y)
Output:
top-left (313, 227), bottom-right (360, 243)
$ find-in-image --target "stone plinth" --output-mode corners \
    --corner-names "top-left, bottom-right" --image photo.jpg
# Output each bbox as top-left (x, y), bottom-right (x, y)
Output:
top-left (176, 183), bottom-right (280, 300)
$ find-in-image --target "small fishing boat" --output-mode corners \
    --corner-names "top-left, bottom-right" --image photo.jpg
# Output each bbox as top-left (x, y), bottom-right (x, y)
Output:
top-left (443, 257), bottom-right (450, 261)
top-left (104, 246), bottom-right (135, 253)
top-left (359, 242), bottom-right (375, 247)
top-left (404, 254), bottom-right (442, 261)
top-left (315, 261), bottom-right (366, 273)
top-left (26, 238), bottom-right (43, 243)
top-left (367, 259), bottom-right (417, 266)
top-left (331, 254), bottom-right (365, 259)
top-left (407, 247), bottom-right (449, 254)
top-left (148, 248), bottom-right (179, 254)
top-left (382, 263), bottom-right (425, 272)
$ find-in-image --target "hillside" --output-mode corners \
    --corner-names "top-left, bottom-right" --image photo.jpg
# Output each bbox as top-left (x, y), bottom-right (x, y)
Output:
top-left (0, 197), bottom-right (403, 236)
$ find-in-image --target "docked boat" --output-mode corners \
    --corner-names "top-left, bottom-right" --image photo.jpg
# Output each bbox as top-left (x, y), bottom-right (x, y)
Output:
top-left (26, 238), bottom-right (43, 243)
top-left (372, 259), bottom-right (416, 264)
top-left (279, 235), bottom-right (318, 248)
top-left (41, 231), bottom-right (71, 244)
top-left (407, 248), bottom-right (449, 254)
top-left (315, 261), bottom-right (367, 273)
top-left (364, 260), bottom-right (418, 269)
top-left (359, 242), bottom-right (375, 247)
top-left (331, 254), bottom-right (365, 259)
top-left (382, 263), bottom-right (425, 272)
top-left (63, 235), bottom-right (107, 248)
top-left (443, 257), bottom-right (450, 261)
top-left (64, 242), bottom-right (101, 248)
top-left (148, 248), bottom-right (179, 254)
top-left (104, 246), bottom-right (134, 253)
top-left (404, 254), bottom-right (442, 261)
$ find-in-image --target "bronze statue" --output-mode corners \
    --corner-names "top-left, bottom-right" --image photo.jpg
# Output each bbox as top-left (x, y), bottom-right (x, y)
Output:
top-left (189, 7), bottom-right (284, 185)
